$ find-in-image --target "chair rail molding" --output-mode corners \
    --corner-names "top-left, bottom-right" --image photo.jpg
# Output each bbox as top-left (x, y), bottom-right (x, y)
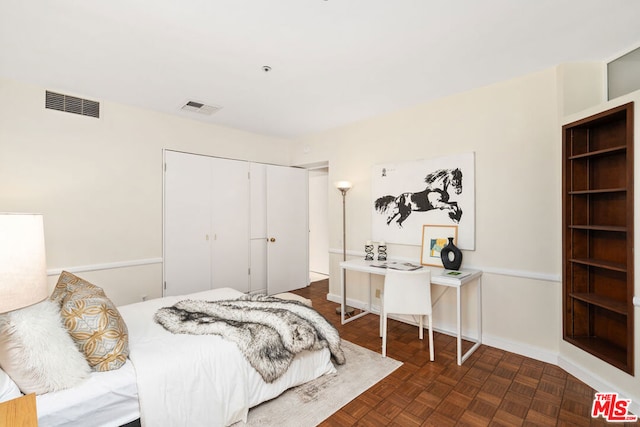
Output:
top-left (47, 257), bottom-right (163, 276)
top-left (329, 248), bottom-right (560, 283)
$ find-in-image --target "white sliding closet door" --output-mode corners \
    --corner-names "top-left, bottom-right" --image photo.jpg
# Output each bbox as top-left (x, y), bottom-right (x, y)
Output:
top-left (164, 151), bottom-right (212, 296)
top-left (210, 158), bottom-right (250, 291)
top-left (164, 151), bottom-right (249, 296)
top-left (266, 165), bottom-right (309, 294)
top-left (249, 163), bottom-right (268, 294)
top-left (165, 151), bottom-right (306, 297)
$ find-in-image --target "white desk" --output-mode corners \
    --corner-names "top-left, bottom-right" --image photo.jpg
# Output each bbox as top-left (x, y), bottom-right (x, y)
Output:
top-left (339, 258), bottom-right (482, 365)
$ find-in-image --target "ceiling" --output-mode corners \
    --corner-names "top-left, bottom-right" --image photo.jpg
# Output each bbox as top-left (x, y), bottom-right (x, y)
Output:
top-left (1, 1), bottom-right (640, 138)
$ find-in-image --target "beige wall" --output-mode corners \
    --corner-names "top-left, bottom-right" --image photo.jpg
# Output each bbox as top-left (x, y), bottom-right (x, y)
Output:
top-left (0, 77), bottom-right (293, 305)
top-left (292, 67), bottom-right (562, 346)
top-left (2, 62), bottom-right (638, 410)
top-left (291, 65), bottom-right (640, 409)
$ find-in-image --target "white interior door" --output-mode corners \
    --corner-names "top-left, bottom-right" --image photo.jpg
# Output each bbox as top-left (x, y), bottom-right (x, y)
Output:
top-left (266, 165), bottom-right (309, 294)
top-left (249, 163), bottom-right (267, 294)
top-left (164, 151), bottom-right (212, 296)
top-left (210, 157), bottom-right (250, 293)
top-left (165, 151), bottom-right (250, 295)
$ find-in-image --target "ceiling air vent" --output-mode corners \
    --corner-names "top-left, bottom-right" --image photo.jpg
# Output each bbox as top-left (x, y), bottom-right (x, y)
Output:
top-left (45, 91), bottom-right (100, 118)
top-left (180, 100), bottom-right (221, 115)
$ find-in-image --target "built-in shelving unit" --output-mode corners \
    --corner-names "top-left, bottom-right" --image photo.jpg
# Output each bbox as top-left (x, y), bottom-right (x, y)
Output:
top-left (562, 102), bottom-right (634, 375)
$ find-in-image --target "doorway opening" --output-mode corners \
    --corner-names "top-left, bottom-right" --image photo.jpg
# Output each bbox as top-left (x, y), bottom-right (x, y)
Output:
top-left (303, 162), bottom-right (329, 284)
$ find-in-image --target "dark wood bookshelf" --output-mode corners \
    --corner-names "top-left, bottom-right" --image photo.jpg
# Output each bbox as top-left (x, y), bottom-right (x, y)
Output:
top-left (569, 292), bottom-right (628, 315)
top-left (569, 188), bottom-right (626, 195)
top-left (568, 145), bottom-right (626, 160)
top-left (568, 257), bottom-right (627, 272)
top-left (568, 225), bottom-right (627, 232)
top-left (564, 336), bottom-right (629, 373)
top-left (562, 102), bottom-right (634, 375)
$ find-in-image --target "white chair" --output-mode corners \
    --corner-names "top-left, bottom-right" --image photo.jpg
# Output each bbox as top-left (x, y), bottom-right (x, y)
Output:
top-left (381, 268), bottom-right (434, 361)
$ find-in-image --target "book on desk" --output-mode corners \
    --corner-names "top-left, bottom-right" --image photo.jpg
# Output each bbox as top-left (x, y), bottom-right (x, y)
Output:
top-left (433, 269), bottom-right (477, 286)
top-left (369, 261), bottom-right (423, 271)
top-left (441, 269), bottom-right (472, 279)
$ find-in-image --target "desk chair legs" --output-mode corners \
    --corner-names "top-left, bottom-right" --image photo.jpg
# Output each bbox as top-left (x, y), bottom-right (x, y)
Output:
top-left (379, 269), bottom-right (434, 362)
top-left (419, 315), bottom-right (436, 362)
top-left (381, 313), bottom-right (434, 361)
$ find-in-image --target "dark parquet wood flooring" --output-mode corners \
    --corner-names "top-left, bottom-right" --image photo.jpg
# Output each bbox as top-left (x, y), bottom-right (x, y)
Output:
top-left (290, 279), bottom-right (637, 426)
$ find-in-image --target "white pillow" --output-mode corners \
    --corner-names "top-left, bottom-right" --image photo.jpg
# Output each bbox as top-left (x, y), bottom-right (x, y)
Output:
top-left (0, 368), bottom-right (21, 402)
top-left (0, 300), bottom-right (91, 394)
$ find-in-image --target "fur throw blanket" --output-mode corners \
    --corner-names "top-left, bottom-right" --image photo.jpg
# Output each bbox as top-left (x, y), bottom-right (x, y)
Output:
top-left (154, 294), bottom-right (345, 383)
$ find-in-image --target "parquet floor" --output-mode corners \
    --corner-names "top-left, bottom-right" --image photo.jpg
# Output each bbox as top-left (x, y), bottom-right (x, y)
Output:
top-left (290, 279), bottom-right (637, 426)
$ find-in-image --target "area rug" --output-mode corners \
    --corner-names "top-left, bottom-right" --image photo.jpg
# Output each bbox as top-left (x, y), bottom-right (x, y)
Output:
top-left (234, 340), bottom-right (402, 427)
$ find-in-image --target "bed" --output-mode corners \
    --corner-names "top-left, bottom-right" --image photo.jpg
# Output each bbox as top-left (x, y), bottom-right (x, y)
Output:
top-left (2, 283), bottom-right (340, 427)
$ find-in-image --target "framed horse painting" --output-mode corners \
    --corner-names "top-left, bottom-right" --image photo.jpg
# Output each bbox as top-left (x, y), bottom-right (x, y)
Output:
top-left (372, 152), bottom-right (475, 250)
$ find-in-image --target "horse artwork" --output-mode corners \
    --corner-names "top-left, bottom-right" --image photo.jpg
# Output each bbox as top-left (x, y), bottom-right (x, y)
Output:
top-left (374, 168), bottom-right (463, 227)
top-left (372, 153), bottom-right (475, 249)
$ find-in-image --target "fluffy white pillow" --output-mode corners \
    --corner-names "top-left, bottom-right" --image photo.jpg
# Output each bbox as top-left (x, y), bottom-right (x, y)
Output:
top-left (0, 368), bottom-right (21, 402)
top-left (0, 300), bottom-right (91, 394)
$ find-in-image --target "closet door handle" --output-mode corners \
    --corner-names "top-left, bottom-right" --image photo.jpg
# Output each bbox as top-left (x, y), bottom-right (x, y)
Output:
top-left (269, 237), bottom-right (276, 242)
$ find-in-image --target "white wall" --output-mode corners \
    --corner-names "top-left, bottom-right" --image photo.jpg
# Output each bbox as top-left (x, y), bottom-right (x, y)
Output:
top-left (291, 64), bottom-right (640, 410)
top-left (0, 77), bottom-right (293, 305)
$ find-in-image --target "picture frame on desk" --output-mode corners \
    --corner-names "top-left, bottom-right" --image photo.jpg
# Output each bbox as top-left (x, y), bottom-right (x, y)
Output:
top-left (420, 224), bottom-right (457, 267)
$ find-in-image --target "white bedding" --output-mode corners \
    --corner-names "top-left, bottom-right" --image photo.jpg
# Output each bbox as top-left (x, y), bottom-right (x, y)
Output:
top-left (36, 361), bottom-right (138, 427)
top-left (37, 287), bottom-right (336, 427)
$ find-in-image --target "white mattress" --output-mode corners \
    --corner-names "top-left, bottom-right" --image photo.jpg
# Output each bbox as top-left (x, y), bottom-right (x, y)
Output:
top-left (36, 288), bottom-right (336, 427)
top-left (36, 360), bottom-right (138, 427)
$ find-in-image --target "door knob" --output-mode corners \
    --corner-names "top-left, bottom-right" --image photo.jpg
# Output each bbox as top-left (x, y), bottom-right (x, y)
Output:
top-left (269, 237), bottom-right (276, 242)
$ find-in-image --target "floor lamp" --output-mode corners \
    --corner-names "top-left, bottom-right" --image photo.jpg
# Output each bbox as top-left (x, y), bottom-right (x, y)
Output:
top-left (335, 181), bottom-right (354, 316)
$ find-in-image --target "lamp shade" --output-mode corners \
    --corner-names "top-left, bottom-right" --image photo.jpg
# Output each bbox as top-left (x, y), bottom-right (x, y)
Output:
top-left (334, 181), bottom-right (353, 192)
top-left (0, 213), bottom-right (48, 313)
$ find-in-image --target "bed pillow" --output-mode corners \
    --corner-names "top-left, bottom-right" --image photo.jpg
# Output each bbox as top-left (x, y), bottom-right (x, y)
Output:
top-left (59, 287), bottom-right (129, 372)
top-left (50, 270), bottom-right (105, 305)
top-left (0, 300), bottom-right (91, 395)
top-left (0, 368), bottom-right (21, 403)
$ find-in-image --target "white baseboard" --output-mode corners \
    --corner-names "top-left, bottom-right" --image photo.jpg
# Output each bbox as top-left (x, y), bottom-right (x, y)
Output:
top-left (327, 292), bottom-right (376, 313)
top-left (480, 334), bottom-right (558, 365)
top-left (557, 356), bottom-right (640, 416)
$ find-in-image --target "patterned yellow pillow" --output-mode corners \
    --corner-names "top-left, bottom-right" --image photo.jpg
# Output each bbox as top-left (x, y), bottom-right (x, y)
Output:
top-left (50, 271), bottom-right (105, 304)
top-left (53, 272), bottom-right (129, 372)
top-left (60, 292), bottom-right (129, 372)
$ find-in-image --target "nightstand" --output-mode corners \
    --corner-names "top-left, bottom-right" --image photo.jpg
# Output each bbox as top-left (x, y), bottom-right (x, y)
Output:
top-left (0, 393), bottom-right (37, 426)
